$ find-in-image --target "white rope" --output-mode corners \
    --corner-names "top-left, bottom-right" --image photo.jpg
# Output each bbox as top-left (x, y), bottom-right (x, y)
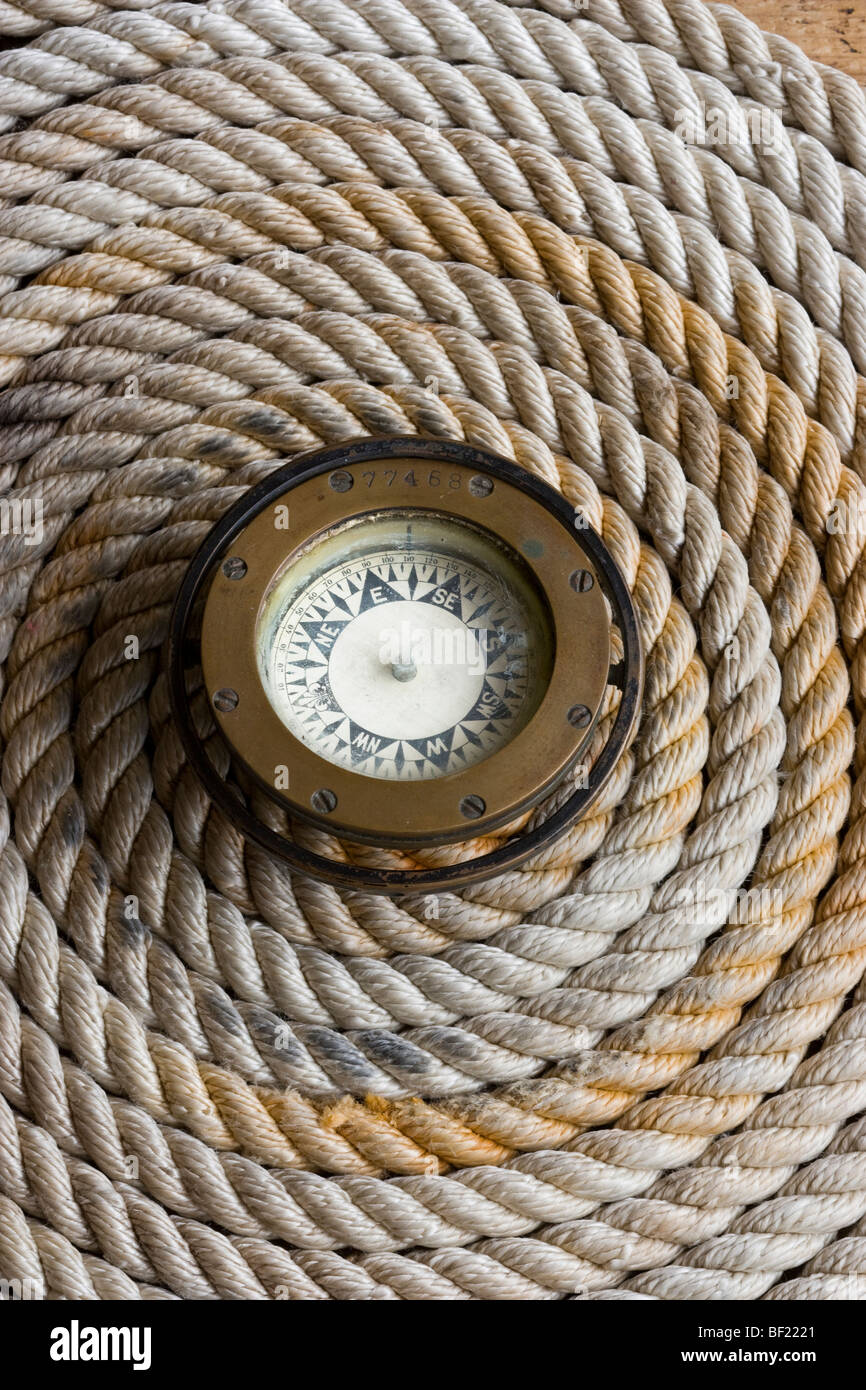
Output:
top-left (0, 0), bottom-right (865, 1300)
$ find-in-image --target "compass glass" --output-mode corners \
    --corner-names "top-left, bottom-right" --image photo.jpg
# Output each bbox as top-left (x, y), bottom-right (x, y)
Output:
top-left (256, 511), bottom-right (555, 781)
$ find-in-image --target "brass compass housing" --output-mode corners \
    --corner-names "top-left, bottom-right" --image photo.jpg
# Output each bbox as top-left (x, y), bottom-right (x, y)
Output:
top-left (168, 438), bottom-right (642, 893)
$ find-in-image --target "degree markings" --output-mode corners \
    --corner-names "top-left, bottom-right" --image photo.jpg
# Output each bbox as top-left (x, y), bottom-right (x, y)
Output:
top-left (267, 548), bottom-right (532, 779)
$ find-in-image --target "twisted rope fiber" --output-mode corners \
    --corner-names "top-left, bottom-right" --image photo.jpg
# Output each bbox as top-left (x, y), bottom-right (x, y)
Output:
top-left (1, 50), bottom-right (866, 460)
top-left (0, 255), bottom-right (845, 1112)
top-left (0, 0), bottom-right (861, 1217)
top-left (2, 0), bottom-right (866, 276)
top-left (0, 227), bottom-right (856, 1106)
top-left (0, 65), bottom-right (856, 1128)
top-left (1, 0), bottom-right (866, 1300)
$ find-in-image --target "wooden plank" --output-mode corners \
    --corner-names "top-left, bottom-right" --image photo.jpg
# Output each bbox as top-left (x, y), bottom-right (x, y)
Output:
top-left (734, 1), bottom-right (866, 85)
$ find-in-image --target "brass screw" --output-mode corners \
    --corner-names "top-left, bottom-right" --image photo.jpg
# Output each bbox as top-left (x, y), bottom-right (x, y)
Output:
top-left (459, 794), bottom-right (486, 819)
top-left (222, 556), bottom-right (247, 580)
top-left (213, 688), bottom-right (239, 713)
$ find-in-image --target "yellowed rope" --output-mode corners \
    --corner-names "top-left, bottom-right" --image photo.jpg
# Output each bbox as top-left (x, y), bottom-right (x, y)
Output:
top-left (1, 0), bottom-right (866, 1300)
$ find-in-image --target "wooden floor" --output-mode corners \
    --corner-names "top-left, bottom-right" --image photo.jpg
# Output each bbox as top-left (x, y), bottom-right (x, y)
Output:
top-left (735, 1), bottom-right (865, 84)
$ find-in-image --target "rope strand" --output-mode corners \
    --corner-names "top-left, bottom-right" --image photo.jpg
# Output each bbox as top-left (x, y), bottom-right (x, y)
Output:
top-left (1, 0), bottom-right (866, 1298)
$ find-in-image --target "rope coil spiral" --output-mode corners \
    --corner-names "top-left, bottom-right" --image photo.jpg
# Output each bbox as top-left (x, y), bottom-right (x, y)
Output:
top-left (0, 0), bottom-right (865, 1300)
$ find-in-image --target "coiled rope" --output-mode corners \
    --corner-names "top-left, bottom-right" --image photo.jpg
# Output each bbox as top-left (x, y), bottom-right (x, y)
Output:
top-left (0, 0), bottom-right (866, 1300)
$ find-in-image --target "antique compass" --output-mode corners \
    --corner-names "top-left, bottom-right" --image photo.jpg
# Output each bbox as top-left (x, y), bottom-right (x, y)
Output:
top-left (168, 437), bottom-right (642, 893)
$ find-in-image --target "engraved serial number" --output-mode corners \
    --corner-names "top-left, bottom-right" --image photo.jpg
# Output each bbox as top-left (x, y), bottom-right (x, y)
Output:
top-left (360, 468), bottom-right (463, 490)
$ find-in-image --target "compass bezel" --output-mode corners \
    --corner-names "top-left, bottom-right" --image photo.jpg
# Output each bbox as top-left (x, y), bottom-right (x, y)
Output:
top-left (167, 437), bottom-right (643, 893)
top-left (198, 458), bottom-right (609, 844)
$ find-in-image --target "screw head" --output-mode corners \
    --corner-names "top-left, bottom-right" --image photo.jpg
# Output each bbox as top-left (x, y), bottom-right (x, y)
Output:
top-left (311, 788), bottom-right (338, 814)
top-left (468, 475), bottom-right (494, 498)
top-left (459, 794), bottom-right (486, 819)
top-left (213, 688), bottom-right (239, 713)
top-left (222, 556), bottom-right (247, 580)
top-left (328, 470), bottom-right (353, 492)
top-left (568, 704), bottom-right (592, 728)
top-left (569, 568), bottom-right (594, 592)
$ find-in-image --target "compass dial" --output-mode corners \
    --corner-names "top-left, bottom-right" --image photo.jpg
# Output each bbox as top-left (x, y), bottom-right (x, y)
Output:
top-left (257, 512), bottom-right (554, 781)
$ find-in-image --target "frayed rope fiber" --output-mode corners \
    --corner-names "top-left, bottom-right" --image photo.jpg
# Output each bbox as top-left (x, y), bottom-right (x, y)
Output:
top-left (1, 0), bottom-right (866, 1301)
